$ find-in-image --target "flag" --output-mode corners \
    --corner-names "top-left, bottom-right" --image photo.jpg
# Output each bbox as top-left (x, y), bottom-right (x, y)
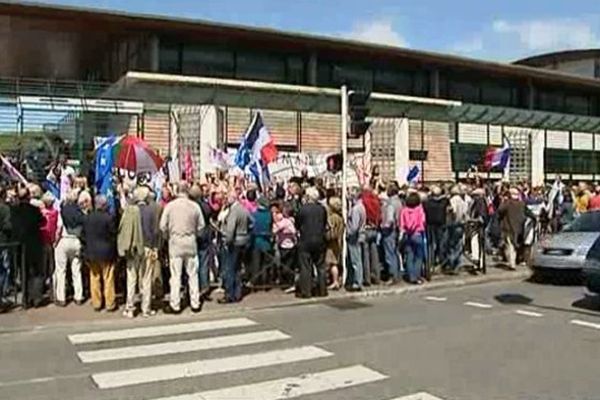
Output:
top-left (234, 112), bottom-right (278, 170)
top-left (0, 153), bottom-right (27, 184)
top-left (483, 145), bottom-right (511, 171)
top-left (407, 164), bottom-right (420, 184)
top-left (249, 159), bottom-right (271, 191)
top-left (209, 146), bottom-right (231, 170)
top-left (94, 136), bottom-right (117, 213)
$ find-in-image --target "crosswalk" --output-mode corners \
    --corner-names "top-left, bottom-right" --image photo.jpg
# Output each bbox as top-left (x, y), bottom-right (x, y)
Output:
top-left (66, 317), bottom-right (445, 399)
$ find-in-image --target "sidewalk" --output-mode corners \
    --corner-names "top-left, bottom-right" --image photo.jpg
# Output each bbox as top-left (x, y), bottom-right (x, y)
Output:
top-left (0, 266), bottom-right (530, 333)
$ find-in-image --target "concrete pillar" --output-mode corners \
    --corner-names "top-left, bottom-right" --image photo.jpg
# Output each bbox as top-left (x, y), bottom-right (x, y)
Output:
top-left (199, 106), bottom-right (219, 176)
top-left (395, 118), bottom-right (410, 185)
top-left (429, 69), bottom-right (440, 98)
top-left (307, 52), bottom-right (318, 86)
top-left (531, 129), bottom-right (545, 186)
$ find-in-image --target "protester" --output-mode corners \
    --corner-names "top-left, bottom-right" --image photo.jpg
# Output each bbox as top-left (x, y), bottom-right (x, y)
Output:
top-left (54, 189), bottom-right (85, 306)
top-left (12, 186), bottom-right (45, 307)
top-left (39, 192), bottom-right (59, 291)
top-left (400, 191), bottom-right (426, 284)
top-left (446, 185), bottom-right (468, 273)
top-left (361, 187), bottom-right (382, 285)
top-left (325, 196), bottom-right (344, 290)
top-left (497, 188), bottom-right (532, 270)
top-left (296, 187), bottom-right (328, 298)
top-left (0, 186), bottom-right (12, 309)
top-left (272, 203), bottom-right (297, 287)
top-left (221, 191), bottom-right (251, 303)
top-left (249, 196), bottom-right (273, 286)
top-left (380, 184), bottom-right (402, 284)
top-left (424, 185), bottom-right (448, 267)
top-left (159, 182), bottom-right (205, 313)
top-left (190, 184), bottom-right (214, 299)
top-left (347, 187), bottom-right (366, 291)
top-left (83, 195), bottom-right (117, 311)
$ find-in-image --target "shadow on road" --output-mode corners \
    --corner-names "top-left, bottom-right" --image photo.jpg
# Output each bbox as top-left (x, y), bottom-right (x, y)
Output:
top-left (494, 292), bottom-right (600, 318)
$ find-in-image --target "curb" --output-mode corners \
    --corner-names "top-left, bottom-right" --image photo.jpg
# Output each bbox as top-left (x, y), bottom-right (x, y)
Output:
top-left (0, 269), bottom-right (531, 334)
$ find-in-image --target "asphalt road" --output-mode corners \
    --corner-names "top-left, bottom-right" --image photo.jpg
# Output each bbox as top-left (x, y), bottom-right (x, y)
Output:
top-left (1, 279), bottom-right (600, 400)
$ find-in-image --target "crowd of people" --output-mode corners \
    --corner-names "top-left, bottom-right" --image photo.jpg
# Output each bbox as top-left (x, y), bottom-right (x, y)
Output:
top-left (0, 156), bottom-right (594, 317)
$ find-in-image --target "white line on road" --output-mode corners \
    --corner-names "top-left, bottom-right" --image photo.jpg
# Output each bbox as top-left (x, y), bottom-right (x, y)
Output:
top-left (147, 365), bottom-right (387, 400)
top-left (78, 330), bottom-right (290, 363)
top-left (464, 301), bottom-right (493, 309)
top-left (68, 318), bottom-right (257, 344)
top-left (387, 393), bottom-right (446, 400)
top-left (92, 346), bottom-right (333, 389)
top-left (387, 393), bottom-right (445, 400)
top-left (515, 310), bottom-right (544, 318)
top-left (425, 296), bottom-right (447, 302)
top-left (571, 319), bottom-right (600, 330)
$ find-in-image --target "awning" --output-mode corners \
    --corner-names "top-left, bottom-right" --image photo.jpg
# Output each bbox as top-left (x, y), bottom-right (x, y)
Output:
top-left (109, 71), bottom-right (600, 133)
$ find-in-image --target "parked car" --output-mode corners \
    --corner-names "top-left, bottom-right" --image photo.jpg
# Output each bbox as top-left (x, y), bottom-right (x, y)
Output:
top-left (533, 210), bottom-right (600, 282)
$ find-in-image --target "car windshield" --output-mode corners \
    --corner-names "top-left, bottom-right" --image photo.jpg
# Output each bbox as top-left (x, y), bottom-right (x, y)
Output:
top-left (565, 212), bottom-right (600, 232)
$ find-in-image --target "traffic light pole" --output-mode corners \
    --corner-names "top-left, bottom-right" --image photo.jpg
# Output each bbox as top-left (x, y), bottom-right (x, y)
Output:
top-left (340, 84), bottom-right (349, 287)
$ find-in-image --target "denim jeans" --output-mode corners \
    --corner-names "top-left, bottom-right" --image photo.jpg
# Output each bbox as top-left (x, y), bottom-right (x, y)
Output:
top-left (347, 240), bottom-right (363, 289)
top-left (362, 229), bottom-right (381, 285)
top-left (381, 229), bottom-right (400, 280)
top-left (405, 233), bottom-right (425, 283)
top-left (446, 223), bottom-right (465, 270)
top-left (223, 244), bottom-right (245, 302)
top-left (198, 245), bottom-right (211, 291)
top-left (427, 225), bottom-right (447, 266)
top-left (0, 249), bottom-right (10, 300)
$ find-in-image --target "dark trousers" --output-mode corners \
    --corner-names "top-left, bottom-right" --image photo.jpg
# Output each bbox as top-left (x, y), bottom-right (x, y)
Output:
top-left (249, 248), bottom-right (273, 285)
top-left (278, 247), bottom-right (296, 286)
top-left (297, 242), bottom-right (326, 298)
top-left (427, 225), bottom-right (447, 266)
top-left (224, 244), bottom-right (245, 302)
top-left (362, 229), bottom-right (380, 285)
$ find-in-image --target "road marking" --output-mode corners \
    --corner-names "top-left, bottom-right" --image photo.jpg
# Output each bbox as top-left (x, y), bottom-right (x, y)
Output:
top-left (387, 393), bottom-right (445, 400)
top-left (78, 330), bottom-right (290, 363)
top-left (515, 310), bottom-right (543, 318)
top-left (147, 365), bottom-right (387, 400)
top-left (390, 392), bottom-right (444, 400)
top-left (571, 319), bottom-right (600, 330)
top-left (464, 301), bottom-right (493, 309)
top-left (425, 296), bottom-right (447, 302)
top-left (68, 318), bottom-right (257, 344)
top-left (92, 346), bottom-right (333, 389)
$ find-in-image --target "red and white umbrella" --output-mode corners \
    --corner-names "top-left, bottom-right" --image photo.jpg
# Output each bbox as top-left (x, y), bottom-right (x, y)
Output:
top-left (113, 136), bottom-right (164, 174)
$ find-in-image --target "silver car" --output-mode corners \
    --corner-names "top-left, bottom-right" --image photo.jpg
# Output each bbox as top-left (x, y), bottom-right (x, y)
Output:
top-left (532, 211), bottom-right (600, 273)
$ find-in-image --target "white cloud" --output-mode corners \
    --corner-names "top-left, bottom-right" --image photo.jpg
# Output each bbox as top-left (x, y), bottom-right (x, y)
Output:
top-left (491, 18), bottom-right (600, 51)
top-left (344, 18), bottom-right (408, 48)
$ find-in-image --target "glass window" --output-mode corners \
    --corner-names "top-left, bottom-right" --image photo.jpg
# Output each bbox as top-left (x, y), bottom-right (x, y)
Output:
top-left (236, 51), bottom-right (286, 82)
top-left (544, 148), bottom-right (571, 173)
top-left (451, 143), bottom-right (487, 171)
top-left (317, 62), bottom-right (332, 87)
top-left (565, 94), bottom-right (590, 115)
top-left (572, 149), bottom-right (596, 174)
top-left (448, 79), bottom-right (480, 103)
top-left (286, 56), bottom-right (305, 84)
top-left (331, 63), bottom-right (372, 90)
top-left (537, 90), bottom-right (564, 112)
top-left (481, 82), bottom-right (514, 107)
top-left (182, 44), bottom-right (234, 78)
top-left (566, 211), bottom-right (600, 232)
top-left (159, 41), bottom-right (181, 74)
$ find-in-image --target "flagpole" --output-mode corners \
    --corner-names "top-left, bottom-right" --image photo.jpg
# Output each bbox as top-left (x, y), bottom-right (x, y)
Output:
top-left (341, 85), bottom-right (349, 288)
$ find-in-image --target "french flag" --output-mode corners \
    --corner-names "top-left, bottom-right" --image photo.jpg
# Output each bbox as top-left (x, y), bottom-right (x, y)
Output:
top-left (234, 112), bottom-right (278, 169)
top-left (483, 145), bottom-right (510, 171)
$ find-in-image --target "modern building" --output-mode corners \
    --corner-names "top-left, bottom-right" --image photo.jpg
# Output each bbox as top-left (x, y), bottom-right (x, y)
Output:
top-left (3, 1), bottom-right (600, 185)
top-left (516, 50), bottom-right (600, 79)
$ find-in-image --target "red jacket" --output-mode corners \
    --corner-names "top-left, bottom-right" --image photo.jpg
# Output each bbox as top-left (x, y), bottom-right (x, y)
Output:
top-left (40, 207), bottom-right (59, 245)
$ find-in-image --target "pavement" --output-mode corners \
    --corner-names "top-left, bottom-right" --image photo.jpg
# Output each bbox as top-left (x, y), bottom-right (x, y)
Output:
top-left (0, 265), bottom-right (529, 333)
top-left (2, 269), bottom-right (600, 399)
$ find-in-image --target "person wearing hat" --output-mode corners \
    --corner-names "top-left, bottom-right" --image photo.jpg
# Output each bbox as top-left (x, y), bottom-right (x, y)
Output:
top-left (424, 185), bottom-right (449, 268)
top-left (497, 187), bottom-right (534, 270)
top-left (446, 185), bottom-right (468, 274)
top-left (248, 196), bottom-right (274, 287)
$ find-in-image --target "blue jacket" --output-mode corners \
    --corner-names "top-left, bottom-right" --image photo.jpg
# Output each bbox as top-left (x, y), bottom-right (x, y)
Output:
top-left (251, 207), bottom-right (273, 252)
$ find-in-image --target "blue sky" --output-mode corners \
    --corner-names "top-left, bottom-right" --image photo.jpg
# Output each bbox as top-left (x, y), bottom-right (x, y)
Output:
top-left (36, 0), bottom-right (600, 61)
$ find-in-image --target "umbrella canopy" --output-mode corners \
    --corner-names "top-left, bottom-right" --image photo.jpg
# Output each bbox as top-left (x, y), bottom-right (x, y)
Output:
top-left (113, 136), bottom-right (163, 174)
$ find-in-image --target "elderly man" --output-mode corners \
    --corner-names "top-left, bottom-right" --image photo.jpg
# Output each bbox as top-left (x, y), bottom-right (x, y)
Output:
top-left (347, 187), bottom-right (366, 291)
top-left (160, 182), bottom-right (205, 313)
top-left (296, 187), bottom-right (328, 298)
top-left (424, 185), bottom-right (449, 268)
top-left (83, 195), bottom-right (117, 312)
top-left (54, 189), bottom-right (85, 307)
top-left (445, 185), bottom-right (468, 274)
top-left (498, 188), bottom-right (533, 270)
top-left (220, 191), bottom-right (251, 303)
top-left (380, 184), bottom-right (403, 284)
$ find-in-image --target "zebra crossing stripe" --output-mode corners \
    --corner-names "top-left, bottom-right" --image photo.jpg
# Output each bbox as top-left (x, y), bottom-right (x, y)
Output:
top-left (68, 318), bottom-right (257, 344)
top-left (147, 365), bottom-right (387, 400)
top-left (78, 330), bottom-right (290, 363)
top-left (92, 345), bottom-right (333, 389)
top-left (387, 393), bottom-right (446, 399)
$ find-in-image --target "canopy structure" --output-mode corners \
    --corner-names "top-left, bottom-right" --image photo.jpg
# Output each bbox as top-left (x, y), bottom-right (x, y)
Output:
top-left (110, 71), bottom-right (600, 133)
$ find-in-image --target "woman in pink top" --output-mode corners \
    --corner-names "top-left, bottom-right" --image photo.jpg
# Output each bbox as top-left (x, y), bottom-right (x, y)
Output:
top-left (399, 191), bottom-right (426, 284)
top-left (39, 192), bottom-right (59, 285)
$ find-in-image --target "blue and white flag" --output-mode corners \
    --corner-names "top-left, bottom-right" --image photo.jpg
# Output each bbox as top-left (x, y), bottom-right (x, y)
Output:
top-left (407, 164), bottom-right (420, 184)
top-left (94, 136), bottom-right (117, 213)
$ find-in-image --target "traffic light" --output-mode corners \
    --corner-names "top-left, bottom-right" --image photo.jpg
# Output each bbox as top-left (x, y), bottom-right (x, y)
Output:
top-left (348, 89), bottom-right (371, 138)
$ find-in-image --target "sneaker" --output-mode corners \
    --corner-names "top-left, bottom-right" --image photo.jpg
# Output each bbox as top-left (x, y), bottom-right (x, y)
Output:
top-left (163, 305), bottom-right (182, 314)
top-left (142, 310), bottom-right (157, 318)
top-left (74, 299), bottom-right (85, 306)
top-left (190, 306), bottom-right (202, 314)
top-left (54, 300), bottom-right (67, 308)
top-left (123, 309), bottom-right (135, 319)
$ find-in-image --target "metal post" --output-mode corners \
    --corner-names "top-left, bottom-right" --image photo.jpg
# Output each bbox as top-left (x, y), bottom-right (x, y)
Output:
top-left (341, 85), bottom-right (349, 287)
